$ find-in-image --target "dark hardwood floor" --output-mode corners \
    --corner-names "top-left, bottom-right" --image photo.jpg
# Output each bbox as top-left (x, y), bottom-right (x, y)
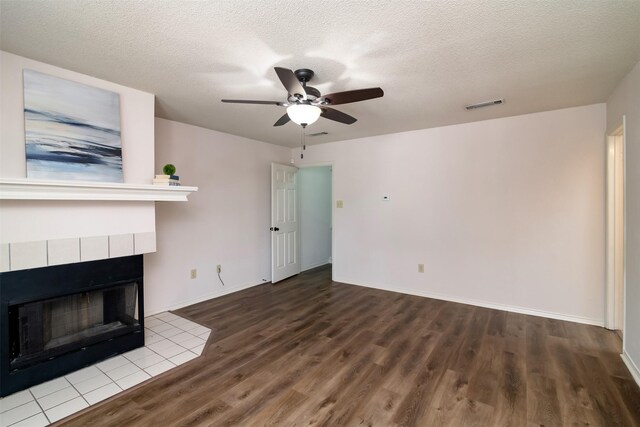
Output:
top-left (61, 265), bottom-right (640, 426)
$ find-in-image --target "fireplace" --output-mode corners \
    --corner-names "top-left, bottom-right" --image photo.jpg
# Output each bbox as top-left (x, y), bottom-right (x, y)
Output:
top-left (0, 255), bottom-right (144, 397)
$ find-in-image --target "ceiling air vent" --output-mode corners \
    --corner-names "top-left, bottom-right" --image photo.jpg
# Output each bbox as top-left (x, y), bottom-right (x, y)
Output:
top-left (307, 132), bottom-right (328, 137)
top-left (465, 99), bottom-right (504, 110)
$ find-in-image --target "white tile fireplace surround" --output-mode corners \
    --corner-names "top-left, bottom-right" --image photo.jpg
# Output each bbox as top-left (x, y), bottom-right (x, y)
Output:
top-left (0, 232), bottom-right (156, 272)
top-left (0, 312), bottom-right (210, 426)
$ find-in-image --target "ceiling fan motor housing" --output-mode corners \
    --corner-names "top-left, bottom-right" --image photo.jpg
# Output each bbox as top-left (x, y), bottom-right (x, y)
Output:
top-left (294, 68), bottom-right (315, 83)
top-left (288, 69), bottom-right (321, 102)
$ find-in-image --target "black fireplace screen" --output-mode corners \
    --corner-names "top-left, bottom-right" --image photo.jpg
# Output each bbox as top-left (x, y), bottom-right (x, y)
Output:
top-left (1, 255), bottom-right (144, 397)
top-left (9, 282), bottom-right (140, 370)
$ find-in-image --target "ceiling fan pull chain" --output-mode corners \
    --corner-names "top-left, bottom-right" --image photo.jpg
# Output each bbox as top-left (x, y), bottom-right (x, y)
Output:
top-left (300, 126), bottom-right (304, 159)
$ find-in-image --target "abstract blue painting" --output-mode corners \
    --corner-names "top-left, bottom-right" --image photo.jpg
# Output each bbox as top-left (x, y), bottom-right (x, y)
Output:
top-left (23, 69), bottom-right (123, 182)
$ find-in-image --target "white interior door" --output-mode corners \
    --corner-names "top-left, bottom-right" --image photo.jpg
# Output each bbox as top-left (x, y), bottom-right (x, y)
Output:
top-left (271, 163), bottom-right (300, 283)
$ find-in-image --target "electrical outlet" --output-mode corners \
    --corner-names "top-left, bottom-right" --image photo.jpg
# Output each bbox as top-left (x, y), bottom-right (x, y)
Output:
top-left (216, 265), bottom-right (222, 274)
top-left (418, 264), bottom-right (424, 273)
top-left (190, 269), bottom-right (197, 279)
top-left (336, 200), bottom-right (344, 208)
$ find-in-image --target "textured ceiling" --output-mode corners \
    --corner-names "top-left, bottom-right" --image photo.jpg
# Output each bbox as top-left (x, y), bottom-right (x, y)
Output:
top-left (1, 1), bottom-right (639, 147)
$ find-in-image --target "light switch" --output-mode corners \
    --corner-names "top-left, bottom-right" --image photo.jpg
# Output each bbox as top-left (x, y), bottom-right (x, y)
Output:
top-left (336, 200), bottom-right (344, 208)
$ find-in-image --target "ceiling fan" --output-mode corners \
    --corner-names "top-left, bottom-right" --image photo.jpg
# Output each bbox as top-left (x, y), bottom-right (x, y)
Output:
top-left (221, 67), bottom-right (384, 128)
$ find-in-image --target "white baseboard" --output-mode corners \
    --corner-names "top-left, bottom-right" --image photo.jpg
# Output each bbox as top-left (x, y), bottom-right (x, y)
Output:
top-left (335, 277), bottom-right (604, 327)
top-left (145, 279), bottom-right (266, 316)
top-left (301, 261), bottom-right (331, 272)
top-left (621, 351), bottom-right (640, 387)
top-left (147, 275), bottom-right (604, 327)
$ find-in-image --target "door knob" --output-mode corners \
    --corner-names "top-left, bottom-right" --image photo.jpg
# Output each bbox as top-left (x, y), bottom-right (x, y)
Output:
top-left (270, 227), bottom-right (280, 231)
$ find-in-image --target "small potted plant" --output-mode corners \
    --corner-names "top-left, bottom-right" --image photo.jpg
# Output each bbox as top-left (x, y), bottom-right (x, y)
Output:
top-left (163, 164), bottom-right (176, 177)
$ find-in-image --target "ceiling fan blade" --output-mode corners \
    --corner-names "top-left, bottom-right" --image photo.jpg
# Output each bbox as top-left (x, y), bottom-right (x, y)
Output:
top-left (221, 99), bottom-right (283, 105)
top-left (273, 113), bottom-right (290, 127)
top-left (322, 88), bottom-right (384, 105)
top-left (320, 107), bottom-right (357, 125)
top-left (274, 67), bottom-right (307, 100)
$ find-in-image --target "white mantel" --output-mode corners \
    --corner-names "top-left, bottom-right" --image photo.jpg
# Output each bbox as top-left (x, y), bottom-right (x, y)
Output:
top-left (0, 179), bottom-right (198, 202)
top-left (1, 52), bottom-right (168, 271)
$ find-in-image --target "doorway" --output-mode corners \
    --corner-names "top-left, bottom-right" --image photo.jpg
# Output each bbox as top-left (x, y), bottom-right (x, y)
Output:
top-left (298, 165), bottom-right (332, 272)
top-left (605, 118), bottom-right (626, 334)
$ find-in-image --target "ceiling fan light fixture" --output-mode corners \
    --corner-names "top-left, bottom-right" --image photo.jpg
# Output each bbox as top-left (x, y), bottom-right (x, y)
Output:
top-left (286, 104), bottom-right (321, 126)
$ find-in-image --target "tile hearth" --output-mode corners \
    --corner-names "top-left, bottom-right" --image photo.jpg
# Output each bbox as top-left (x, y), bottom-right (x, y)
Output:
top-left (0, 312), bottom-right (210, 427)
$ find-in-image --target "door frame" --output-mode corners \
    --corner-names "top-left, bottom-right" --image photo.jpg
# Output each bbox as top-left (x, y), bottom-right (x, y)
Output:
top-left (297, 161), bottom-right (334, 281)
top-left (605, 116), bottom-right (626, 333)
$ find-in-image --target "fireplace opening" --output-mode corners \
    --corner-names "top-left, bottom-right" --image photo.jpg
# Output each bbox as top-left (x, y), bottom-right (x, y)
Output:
top-left (9, 282), bottom-right (140, 371)
top-left (1, 255), bottom-right (144, 397)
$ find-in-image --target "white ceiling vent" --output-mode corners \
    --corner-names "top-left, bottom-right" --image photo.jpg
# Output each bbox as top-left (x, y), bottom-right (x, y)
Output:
top-left (465, 99), bottom-right (504, 110)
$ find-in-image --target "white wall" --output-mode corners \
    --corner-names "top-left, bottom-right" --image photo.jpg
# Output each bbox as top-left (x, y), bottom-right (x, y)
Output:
top-left (143, 118), bottom-right (290, 314)
top-left (299, 166), bottom-right (332, 271)
top-left (0, 201), bottom-right (155, 243)
top-left (0, 51), bottom-right (156, 244)
top-left (295, 104), bottom-right (606, 325)
top-left (607, 60), bottom-right (640, 382)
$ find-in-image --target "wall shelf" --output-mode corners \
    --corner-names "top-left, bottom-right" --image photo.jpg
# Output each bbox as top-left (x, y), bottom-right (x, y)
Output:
top-left (0, 179), bottom-right (198, 202)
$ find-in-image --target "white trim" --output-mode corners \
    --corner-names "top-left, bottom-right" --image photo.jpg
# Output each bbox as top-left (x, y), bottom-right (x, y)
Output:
top-left (605, 133), bottom-right (616, 329)
top-left (605, 116), bottom-right (626, 332)
top-left (621, 351), bottom-right (640, 387)
top-left (606, 117), bottom-right (626, 138)
top-left (0, 178), bottom-right (198, 201)
top-left (621, 116), bottom-right (628, 353)
top-left (336, 277), bottom-right (604, 326)
top-left (144, 279), bottom-right (265, 316)
top-left (301, 261), bottom-right (331, 272)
